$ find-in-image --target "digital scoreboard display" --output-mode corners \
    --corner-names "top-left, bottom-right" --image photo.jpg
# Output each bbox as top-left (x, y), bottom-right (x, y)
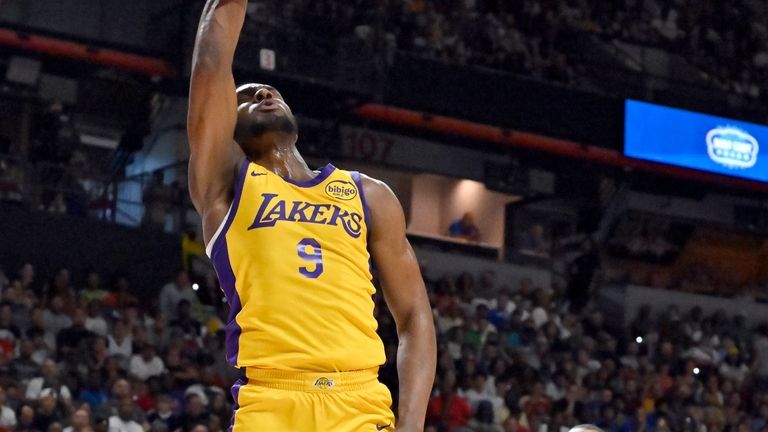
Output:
top-left (624, 100), bottom-right (767, 182)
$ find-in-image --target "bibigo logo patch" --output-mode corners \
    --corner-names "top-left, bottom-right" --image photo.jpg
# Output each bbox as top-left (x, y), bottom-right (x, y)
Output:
top-left (325, 180), bottom-right (358, 201)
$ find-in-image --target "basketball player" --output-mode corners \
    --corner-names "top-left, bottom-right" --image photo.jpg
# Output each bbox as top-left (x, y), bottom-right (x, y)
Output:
top-left (187, 1), bottom-right (437, 431)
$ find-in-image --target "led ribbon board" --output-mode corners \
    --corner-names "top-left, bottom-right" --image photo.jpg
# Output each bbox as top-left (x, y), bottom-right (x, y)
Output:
top-left (624, 100), bottom-right (767, 182)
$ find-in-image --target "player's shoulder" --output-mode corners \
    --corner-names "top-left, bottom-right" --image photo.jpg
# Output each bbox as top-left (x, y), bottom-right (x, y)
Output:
top-left (358, 173), bottom-right (395, 201)
top-left (356, 173), bottom-right (403, 226)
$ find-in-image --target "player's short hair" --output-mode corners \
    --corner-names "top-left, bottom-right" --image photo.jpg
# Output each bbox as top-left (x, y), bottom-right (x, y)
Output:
top-left (569, 425), bottom-right (605, 432)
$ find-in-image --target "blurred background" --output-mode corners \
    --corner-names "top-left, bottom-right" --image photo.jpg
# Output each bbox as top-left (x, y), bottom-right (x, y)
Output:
top-left (0, 0), bottom-right (767, 431)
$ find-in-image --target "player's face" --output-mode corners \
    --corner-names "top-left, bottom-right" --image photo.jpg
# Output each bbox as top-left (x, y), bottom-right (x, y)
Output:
top-left (235, 83), bottom-right (298, 144)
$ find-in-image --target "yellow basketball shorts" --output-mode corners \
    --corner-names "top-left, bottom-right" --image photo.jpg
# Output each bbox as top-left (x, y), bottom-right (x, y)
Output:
top-left (230, 367), bottom-right (396, 432)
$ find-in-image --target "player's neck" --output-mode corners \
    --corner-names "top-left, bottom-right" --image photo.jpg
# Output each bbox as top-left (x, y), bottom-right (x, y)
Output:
top-left (251, 141), bottom-right (315, 182)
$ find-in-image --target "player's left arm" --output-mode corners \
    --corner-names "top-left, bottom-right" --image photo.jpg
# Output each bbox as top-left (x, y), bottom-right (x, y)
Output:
top-left (363, 175), bottom-right (436, 432)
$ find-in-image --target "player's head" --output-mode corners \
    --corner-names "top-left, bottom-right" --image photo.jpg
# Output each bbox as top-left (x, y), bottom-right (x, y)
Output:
top-left (569, 425), bottom-right (605, 432)
top-left (234, 83), bottom-right (298, 152)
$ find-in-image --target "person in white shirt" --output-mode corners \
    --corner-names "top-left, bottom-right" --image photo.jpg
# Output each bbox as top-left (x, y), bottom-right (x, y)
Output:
top-left (62, 408), bottom-right (90, 432)
top-left (128, 344), bottom-right (165, 381)
top-left (158, 270), bottom-right (198, 321)
top-left (0, 386), bottom-right (16, 429)
top-left (461, 373), bottom-right (494, 412)
top-left (109, 400), bottom-right (143, 432)
top-left (25, 358), bottom-right (72, 401)
top-left (107, 321), bottom-right (133, 358)
top-left (84, 300), bottom-right (108, 336)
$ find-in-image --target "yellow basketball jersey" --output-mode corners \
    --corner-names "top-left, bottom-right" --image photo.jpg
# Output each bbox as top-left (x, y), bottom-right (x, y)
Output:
top-left (207, 160), bottom-right (385, 372)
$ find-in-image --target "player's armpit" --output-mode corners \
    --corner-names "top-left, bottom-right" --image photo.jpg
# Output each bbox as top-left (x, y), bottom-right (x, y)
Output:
top-left (363, 175), bottom-right (436, 431)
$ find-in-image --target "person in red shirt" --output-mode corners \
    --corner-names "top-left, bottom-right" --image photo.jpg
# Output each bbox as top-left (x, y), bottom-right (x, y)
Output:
top-left (427, 370), bottom-right (472, 431)
top-left (503, 415), bottom-right (531, 432)
top-left (520, 383), bottom-right (552, 426)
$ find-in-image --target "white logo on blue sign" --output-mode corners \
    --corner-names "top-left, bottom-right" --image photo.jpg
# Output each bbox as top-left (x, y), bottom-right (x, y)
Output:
top-left (706, 126), bottom-right (759, 169)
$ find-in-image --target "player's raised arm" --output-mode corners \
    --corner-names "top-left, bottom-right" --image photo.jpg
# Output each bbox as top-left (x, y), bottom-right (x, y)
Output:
top-left (187, 0), bottom-right (247, 241)
top-left (364, 175), bottom-right (437, 432)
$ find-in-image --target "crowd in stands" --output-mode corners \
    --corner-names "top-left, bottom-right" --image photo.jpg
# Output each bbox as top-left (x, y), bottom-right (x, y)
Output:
top-left (2, 256), bottom-right (768, 432)
top-left (248, 0), bottom-right (768, 103)
top-left (0, 264), bottom-right (235, 432)
top-left (414, 271), bottom-right (768, 432)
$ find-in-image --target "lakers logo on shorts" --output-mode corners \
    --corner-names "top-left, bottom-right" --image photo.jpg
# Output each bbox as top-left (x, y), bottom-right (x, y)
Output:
top-left (313, 377), bottom-right (334, 390)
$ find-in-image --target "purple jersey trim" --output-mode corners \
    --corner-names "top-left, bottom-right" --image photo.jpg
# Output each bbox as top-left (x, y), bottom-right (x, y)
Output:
top-left (209, 159), bottom-right (250, 256)
top-left (350, 171), bottom-right (370, 226)
top-left (228, 377), bottom-right (247, 431)
top-left (280, 163), bottom-right (336, 187)
top-left (210, 159), bottom-right (249, 366)
top-left (350, 171), bottom-right (373, 277)
top-left (213, 241), bottom-right (243, 366)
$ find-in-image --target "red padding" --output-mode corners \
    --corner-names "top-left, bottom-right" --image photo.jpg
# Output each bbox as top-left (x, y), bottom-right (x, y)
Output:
top-left (0, 28), bottom-right (177, 78)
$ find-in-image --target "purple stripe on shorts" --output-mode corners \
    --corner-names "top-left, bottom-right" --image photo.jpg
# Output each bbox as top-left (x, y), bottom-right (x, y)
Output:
top-left (228, 377), bottom-right (247, 432)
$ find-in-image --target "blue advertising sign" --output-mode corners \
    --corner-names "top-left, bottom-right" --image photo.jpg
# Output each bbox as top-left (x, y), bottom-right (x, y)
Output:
top-left (625, 100), bottom-right (767, 182)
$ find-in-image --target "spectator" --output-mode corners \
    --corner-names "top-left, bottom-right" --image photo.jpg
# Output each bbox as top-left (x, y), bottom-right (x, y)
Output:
top-left (108, 400), bottom-right (143, 432)
top-left (169, 300), bottom-right (202, 339)
top-left (17, 263), bottom-right (37, 294)
top-left (426, 370), bottom-right (472, 431)
top-left (519, 383), bottom-right (551, 427)
top-left (0, 387), bottom-right (16, 430)
top-left (32, 388), bottom-right (65, 431)
top-left (44, 269), bottom-right (76, 313)
top-left (0, 302), bottom-right (20, 365)
top-left (79, 373), bottom-right (108, 410)
top-left (107, 321), bottom-right (133, 360)
top-left (448, 212), bottom-right (481, 242)
top-left (146, 395), bottom-right (179, 432)
top-left (178, 394), bottom-right (209, 431)
top-left (501, 415), bottom-right (530, 432)
top-left (25, 358), bottom-right (72, 402)
top-left (467, 400), bottom-right (502, 432)
top-left (56, 308), bottom-right (94, 359)
top-left (147, 315), bottom-right (170, 351)
top-left (62, 407), bottom-right (91, 432)
top-left (96, 379), bottom-right (146, 426)
top-left (101, 275), bottom-right (139, 310)
top-left (462, 373), bottom-right (493, 412)
top-left (488, 289), bottom-right (515, 329)
top-left (10, 339), bottom-right (40, 383)
top-left (159, 270), bottom-right (197, 321)
top-left (81, 271), bottom-right (108, 304)
top-left (15, 403), bottom-right (36, 432)
top-left (84, 301), bottom-right (108, 336)
top-left (42, 297), bottom-right (72, 348)
top-left (128, 344), bottom-right (165, 381)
